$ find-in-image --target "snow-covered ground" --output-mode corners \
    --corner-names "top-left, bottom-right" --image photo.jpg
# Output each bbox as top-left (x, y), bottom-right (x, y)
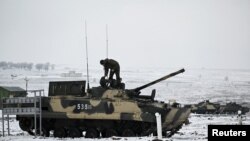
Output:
top-left (1, 113), bottom-right (249, 141)
top-left (0, 67), bottom-right (250, 140)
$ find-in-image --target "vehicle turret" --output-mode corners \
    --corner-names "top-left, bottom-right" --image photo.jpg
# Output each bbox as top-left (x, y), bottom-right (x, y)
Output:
top-left (89, 69), bottom-right (185, 100)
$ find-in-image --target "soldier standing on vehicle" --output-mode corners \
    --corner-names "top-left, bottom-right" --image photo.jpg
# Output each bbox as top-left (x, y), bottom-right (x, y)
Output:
top-left (100, 58), bottom-right (121, 82)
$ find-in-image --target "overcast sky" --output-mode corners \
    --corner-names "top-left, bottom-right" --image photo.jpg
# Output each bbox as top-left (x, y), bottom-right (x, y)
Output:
top-left (0, 0), bottom-right (250, 70)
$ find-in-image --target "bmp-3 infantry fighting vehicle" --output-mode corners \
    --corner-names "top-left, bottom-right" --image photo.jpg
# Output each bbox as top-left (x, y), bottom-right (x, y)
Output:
top-left (185, 100), bottom-right (249, 114)
top-left (11, 69), bottom-right (190, 138)
top-left (185, 100), bottom-right (220, 114)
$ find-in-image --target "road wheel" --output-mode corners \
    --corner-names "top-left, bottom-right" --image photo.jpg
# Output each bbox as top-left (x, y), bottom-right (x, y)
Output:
top-left (54, 128), bottom-right (67, 138)
top-left (85, 128), bottom-right (99, 138)
top-left (122, 129), bottom-right (135, 137)
top-left (68, 128), bottom-right (82, 138)
top-left (105, 128), bottom-right (118, 137)
top-left (19, 118), bottom-right (33, 131)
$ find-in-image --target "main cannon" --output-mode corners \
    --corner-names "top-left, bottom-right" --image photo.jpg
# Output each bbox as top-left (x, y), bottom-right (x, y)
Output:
top-left (133, 68), bottom-right (185, 92)
top-left (124, 68), bottom-right (185, 99)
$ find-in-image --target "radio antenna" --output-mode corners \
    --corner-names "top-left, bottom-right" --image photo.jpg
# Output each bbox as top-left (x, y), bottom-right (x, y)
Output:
top-left (106, 24), bottom-right (109, 58)
top-left (85, 21), bottom-right (90, 91)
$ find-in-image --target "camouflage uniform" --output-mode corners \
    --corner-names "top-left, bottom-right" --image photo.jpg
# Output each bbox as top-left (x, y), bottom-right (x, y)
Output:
top-left (100, 59), bottom-right (121, 81)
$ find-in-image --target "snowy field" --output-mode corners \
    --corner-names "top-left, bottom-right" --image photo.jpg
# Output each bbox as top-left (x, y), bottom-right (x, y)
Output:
top-left (0, 66), bottom-right (250, 141)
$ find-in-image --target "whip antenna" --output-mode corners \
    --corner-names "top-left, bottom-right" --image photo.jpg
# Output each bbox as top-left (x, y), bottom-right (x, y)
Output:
top-left (85, 21), bottom-right (90, 91)
top-left (106, 24), bottom-right (109, 58)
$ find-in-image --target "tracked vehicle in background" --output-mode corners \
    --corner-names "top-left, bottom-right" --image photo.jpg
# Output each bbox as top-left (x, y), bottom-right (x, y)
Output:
top-left (186, 100), bottom-right (249, 114)
top-left (6, 69), bottom-right (190, 138)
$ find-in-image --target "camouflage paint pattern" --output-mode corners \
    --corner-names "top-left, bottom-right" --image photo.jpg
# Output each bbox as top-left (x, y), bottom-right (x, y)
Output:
top-left (42, 88), bottom-right (190, 130)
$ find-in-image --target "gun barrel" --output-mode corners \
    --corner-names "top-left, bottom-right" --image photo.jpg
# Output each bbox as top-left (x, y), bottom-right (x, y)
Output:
top-left (134, 68), bottom-right (185, 92)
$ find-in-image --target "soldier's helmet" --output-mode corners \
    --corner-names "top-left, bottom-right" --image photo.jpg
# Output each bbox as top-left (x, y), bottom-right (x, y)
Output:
top-left (100, 60), bottom-right (105, 65)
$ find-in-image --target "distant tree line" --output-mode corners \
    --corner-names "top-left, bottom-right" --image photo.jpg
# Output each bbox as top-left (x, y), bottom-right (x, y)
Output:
top-left (0, 61), bottom-right (55, 71)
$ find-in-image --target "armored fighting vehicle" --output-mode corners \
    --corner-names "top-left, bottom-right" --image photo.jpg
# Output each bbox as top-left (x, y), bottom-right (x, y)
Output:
top-left (186, 100), bottom-right (249, 114)
top-left (185, 100), bottom-right (220, 114)
top-left (218, 102), bottom-right (249, 114)
top-left (6, 69), bottom-right (190, 138)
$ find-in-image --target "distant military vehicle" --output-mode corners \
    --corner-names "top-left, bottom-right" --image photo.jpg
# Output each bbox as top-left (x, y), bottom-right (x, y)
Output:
top-left (4, 69), bottom-right (190, 138)
top-left (218, 102), bottom-right (249, 114)
top-left (185, 100), bottom-right (220, 114)
top-left (186, 100), bottom-right (249, 114)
